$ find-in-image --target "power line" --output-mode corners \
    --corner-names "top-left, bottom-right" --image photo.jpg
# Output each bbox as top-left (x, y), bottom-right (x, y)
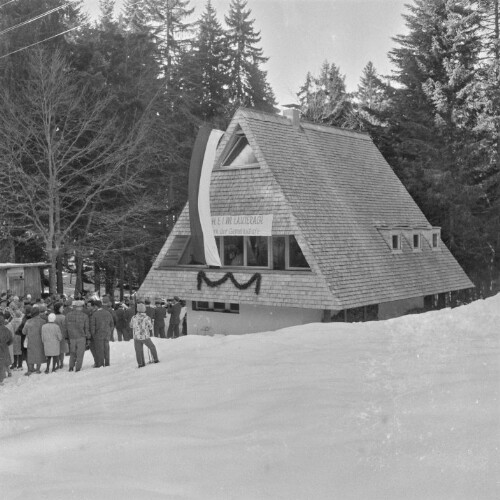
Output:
top-left (0, 2), bottom-right (75, 38)
top-left (0, 25), bottom-right (80, 60)
top-left (0, 0), bottom-right (19, 10)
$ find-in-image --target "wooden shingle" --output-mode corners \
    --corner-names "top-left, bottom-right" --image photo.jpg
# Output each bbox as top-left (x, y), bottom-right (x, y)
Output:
top-left (140, 108), bottom-right (473, 310)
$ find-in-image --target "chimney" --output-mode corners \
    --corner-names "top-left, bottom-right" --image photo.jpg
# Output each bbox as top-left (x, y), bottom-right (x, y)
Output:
top-left (283, 107), bottom-right (300, 128)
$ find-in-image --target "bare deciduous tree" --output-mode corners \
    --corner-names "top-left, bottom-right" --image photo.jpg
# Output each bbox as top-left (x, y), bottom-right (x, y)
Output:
top-left (0, 47), bottom-right (153, 294)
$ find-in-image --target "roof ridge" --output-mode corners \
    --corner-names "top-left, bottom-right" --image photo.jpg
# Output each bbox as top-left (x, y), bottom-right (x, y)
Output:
top-left (238, 107), bottom-right (371, 140)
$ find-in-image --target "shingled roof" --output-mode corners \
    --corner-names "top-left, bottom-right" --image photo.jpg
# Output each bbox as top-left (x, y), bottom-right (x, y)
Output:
top-left (140, 108), bottom-right (473, 310)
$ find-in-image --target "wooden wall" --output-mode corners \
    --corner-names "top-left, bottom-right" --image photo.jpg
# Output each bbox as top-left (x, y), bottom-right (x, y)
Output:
top-left (0, 266), bottom-right (43, 300)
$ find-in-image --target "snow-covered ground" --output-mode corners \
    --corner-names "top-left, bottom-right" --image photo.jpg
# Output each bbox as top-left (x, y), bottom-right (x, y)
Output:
top-left (1, 296), bottom-right (499, 500)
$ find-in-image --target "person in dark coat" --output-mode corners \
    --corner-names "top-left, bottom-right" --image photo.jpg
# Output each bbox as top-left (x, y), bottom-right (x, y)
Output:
top-left (114, 303), bottom-right (127, 341)
top-left (90, 300), bottom-right (114, 367)
top-left (167, 296), bottom-right (182, 339)
top-left (65, 300), bottom-right (90, 372)
top-left (102, 296), bottom-right (117, 341)
top-left (153, 298), bottom-right (166, 338)
top-left (53, 303), bottom-right (68, 369)
top-left (22, 306), bottom-right (47, 375)
top-left (15, 305), bottom-right (32, 369)
top-left (0, 314), bottom-right (13, 384)
top-left (123, 299), bottom-right (136, 341)
top-left (130, 303), bottom-right (159, 368)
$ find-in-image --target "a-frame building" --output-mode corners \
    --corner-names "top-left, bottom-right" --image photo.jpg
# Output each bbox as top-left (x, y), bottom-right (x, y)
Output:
top-left (139, 108), bottom-right (473, 334)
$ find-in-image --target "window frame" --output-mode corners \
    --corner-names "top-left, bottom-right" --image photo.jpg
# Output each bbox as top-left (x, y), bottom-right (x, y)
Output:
top-left (216, 235), bottom-right (310, 270)
top-left (431, 231), bottom-right (440, 250)
top-left (287, 235), bottom-right (310, 270)
top-left (192, 301), bottom-right (240, 314)
top-left (412, 232), bottom-right (422, 252)
top-left (220, 132), bottom-right (259, 170)
top-left (391, 232), bottom-right (402, 253)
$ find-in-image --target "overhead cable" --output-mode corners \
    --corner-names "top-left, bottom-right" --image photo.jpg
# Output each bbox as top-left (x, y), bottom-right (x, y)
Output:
top-left (0, 0), bottom-right (19, 10)
top-left (0, 25), bottom-right (80, 60)
top-left (0, 1), bottom-right (75, 38)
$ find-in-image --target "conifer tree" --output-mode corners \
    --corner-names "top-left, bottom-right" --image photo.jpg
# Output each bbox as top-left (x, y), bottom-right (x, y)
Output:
top-left (224, 0), bottom-right (275, 111)
top-left (144, 0), bottom-right (194, 83)
top-left (298, 60), bottom-right (353, 127)
top-left (388, 0), bottom-right (489, 289)
top-left (181, 0), bottom-right (230, 123)
top-left (120, 0), bottom-right (148, 32)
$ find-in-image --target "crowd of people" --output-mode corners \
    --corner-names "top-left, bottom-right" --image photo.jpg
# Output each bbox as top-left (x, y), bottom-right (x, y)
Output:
top-left (0, 290), bottom-right (188, 385)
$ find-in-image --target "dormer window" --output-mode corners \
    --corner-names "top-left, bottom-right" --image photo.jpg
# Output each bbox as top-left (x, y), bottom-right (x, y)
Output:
top-left (391, 233), bottom-right (401, 251)
top-left (432, 231), bottom-right (440, 249)
top-left (221, 133), bottom-right (258, 168)
top-left (412, 233), bottom-right (421, 251)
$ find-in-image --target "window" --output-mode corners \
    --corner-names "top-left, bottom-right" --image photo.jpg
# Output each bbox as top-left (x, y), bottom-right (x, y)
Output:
top-left (212, 235), bottom-right (309, 270)
top-left (272, 236), bottom-right (286, 270)
top-left (223, 236), bottom-right (244, 266)
top-left (432, 232), bottom-right (439, 249)
top-left (222, 134), bottom-right (258, 168)
top-left (192, 301), bottom-right (240, 314)
top-left (289, 235), bottom-right (308, 268)
top-left (391, 234), bottom-right (401, 251)
top-left (246, 236), bottom-right (268, 267)
top-left (412, 233), bottom-right (421, 251)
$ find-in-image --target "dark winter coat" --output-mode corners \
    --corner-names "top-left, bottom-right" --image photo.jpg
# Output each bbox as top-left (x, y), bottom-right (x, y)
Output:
top-left (0, 324), bottom-right (12, 367)
top-left (23, 316), bottom-right (47, 365)
top-left (153, 306), bottom-right (166, 327)
top-left (167, 302), bottom-right (182, 325)
top-left (124, 306), bottom-right (136, 341)
top-left (115, 308), bottom-right (127, 331)
top-left (65, 309), bottom-right (90, 340)
top-left (90, 308), bottom-right (114, 341)
top-left (54, 314), bottom-right (69, 354)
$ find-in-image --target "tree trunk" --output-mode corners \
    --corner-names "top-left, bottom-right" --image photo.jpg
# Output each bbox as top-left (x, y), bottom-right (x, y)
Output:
top-left (47, 248), bottom-right (57, 296)
top-left (56, 252), bottom-right (64, 294)
top-left (94, 261), bottom-right (101, 295)
top-left (74, 251), bottom-right (83, 298)
top-left (118, 255), bottom-right (125, 302)
top-left (105, 262), bottom-right (116, 299)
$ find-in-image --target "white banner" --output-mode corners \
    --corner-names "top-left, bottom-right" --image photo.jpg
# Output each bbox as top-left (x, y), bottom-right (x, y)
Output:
top-left (199, 129), bottom-right (225, 267)
top-left (211, 214), bottom-right (273, 236)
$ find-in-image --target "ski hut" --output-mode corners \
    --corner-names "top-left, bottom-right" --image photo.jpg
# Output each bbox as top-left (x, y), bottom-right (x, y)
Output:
top-left (139, 108), bottom-right (473, 335)
top-left (0, 262), bottom-right (48, 300)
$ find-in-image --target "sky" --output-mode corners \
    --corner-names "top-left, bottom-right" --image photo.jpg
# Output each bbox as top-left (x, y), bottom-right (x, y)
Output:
top-left (1, 295), bottom-right (499, 498)
top-left (82, 0), bottom-right (409, 105)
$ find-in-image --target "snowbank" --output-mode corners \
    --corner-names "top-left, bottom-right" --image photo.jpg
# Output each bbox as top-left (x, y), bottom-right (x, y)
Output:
top-left (1, 296), bottom-right (499, 499)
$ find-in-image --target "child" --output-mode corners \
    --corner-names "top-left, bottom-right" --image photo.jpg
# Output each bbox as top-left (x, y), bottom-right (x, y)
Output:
top-left (41, 313), bottom-right (62, 373)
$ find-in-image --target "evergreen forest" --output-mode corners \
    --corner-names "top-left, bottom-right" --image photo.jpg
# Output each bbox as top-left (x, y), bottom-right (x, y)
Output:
top-left (0, 0), bottom-right (498, 300)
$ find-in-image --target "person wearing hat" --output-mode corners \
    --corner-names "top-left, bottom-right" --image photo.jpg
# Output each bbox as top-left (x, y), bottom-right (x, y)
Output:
top-left (41, 313), bottom-right (63, 373)
top-left (153, 298), bottom-right (166, 338)
top-left (166, 296), bottom-right (182, 339)
top-left (123, 297), bottom-right (136, 341)
top-left (53, 303), bottom-right (68, 369)
top-left (90, 299), bottom-right (114, 367)
top-left (102, 296), bottom-right (117, 341)
top-left (130, 303), bottom-right (159, 367)
top-left (22, 305), bottom-right (47, 375)
top-left (65, 300), bottom-right (90, 372)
